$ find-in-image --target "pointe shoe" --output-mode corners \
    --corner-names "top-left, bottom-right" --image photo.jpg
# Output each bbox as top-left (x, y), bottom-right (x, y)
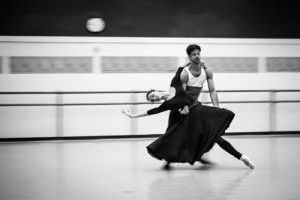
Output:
top-left (240, 155), bottom-right (255, 169)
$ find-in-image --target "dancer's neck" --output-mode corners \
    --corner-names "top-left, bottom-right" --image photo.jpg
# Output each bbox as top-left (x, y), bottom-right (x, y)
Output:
top-left (189, 62), bottom-right (201, 71)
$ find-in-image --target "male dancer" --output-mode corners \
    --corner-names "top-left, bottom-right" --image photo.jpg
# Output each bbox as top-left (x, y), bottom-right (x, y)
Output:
top-left (165, 44), bottom-right (255, 169)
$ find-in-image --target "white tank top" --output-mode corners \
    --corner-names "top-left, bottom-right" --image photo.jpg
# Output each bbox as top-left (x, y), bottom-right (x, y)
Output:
top-left (184, 66), bottom-right (206, 87)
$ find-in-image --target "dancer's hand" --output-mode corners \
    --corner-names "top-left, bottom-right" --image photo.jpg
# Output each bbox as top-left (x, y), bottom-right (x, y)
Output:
top-left (179, 106), bottom-right (189, 115)
top-left (121, 108), bottom-right (132, 118)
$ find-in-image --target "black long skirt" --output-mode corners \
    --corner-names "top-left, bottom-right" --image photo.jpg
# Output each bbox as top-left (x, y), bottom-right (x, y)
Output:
top-left (146, 103), bottom-right (235, 165)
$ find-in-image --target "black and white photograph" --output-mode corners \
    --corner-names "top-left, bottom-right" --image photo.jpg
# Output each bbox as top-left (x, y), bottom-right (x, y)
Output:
top-left (1, 0), bottom-right (300, 199)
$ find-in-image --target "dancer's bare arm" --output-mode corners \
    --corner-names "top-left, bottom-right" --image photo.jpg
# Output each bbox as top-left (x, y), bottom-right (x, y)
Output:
top-left (205, 67), bottom-right (220, 107)
top-left (121, 108), bottom-right (148, 118)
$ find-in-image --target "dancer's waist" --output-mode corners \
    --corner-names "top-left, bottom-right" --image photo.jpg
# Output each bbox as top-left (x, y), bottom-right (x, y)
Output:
top-left (189, 101), bottom-right (200, 110)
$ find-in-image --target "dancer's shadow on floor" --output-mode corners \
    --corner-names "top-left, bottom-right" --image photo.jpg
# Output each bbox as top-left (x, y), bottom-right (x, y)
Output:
top-left (148, 165), bottom-right (255, 200)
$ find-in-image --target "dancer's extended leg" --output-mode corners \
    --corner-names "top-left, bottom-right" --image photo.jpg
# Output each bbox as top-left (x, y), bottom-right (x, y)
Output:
top-left (216, 137), bottom-right (255, 169)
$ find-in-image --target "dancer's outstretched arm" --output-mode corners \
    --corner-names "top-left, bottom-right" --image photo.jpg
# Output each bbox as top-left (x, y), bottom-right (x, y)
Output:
top-left (121, 108), bottom-right (148, 118)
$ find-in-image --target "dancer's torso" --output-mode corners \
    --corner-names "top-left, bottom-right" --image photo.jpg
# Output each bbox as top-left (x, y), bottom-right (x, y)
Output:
top-left (184, 66), bottom-right (207, 101)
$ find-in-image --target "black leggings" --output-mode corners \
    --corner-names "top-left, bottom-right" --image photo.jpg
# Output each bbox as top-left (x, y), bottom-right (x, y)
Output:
top-left (215, 137), bottom-right (242, 160)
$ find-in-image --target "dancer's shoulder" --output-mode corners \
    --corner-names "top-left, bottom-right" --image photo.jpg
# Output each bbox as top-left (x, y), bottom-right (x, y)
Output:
top-left (179, 68), bottom-right (189, 83)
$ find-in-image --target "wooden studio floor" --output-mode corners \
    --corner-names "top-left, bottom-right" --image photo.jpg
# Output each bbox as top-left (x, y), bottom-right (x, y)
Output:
top-left (1, 134), bottom-right (300, 200)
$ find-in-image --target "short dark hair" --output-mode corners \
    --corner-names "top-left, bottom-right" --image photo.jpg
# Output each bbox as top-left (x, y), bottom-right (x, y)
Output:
top-left (146, 89), bottom-right (155, 102)
top-left (186, 44), bottom-right (201, 56)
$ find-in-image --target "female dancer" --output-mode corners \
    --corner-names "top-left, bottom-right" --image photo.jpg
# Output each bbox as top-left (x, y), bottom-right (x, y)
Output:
top-left (122, 67), bottom-right (255, 169)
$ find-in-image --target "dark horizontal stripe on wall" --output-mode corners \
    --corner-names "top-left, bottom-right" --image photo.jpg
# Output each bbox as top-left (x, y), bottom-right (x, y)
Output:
top-left (10, 57), bottom-right (92, 73)
top-left (102, 57), bottom-right (259, 73)
top-left (1, 56), bottom-right (300, 74)
top-left (102, 57), bottom-right (178, 72)
top-left (267, 57), bottom-right (300, 72)
top-left (204, 57), bottom-right (258, 72)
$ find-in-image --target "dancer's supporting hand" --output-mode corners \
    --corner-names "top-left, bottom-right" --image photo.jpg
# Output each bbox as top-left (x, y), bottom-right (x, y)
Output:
top-left (179, 105), bottom-right (189, 115)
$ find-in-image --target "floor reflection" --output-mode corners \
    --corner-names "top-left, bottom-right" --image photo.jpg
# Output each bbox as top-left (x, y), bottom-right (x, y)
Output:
top-left (148, 167), bottom-right (255, 200)
top-left (1, 135), bottom-right (300, 200)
